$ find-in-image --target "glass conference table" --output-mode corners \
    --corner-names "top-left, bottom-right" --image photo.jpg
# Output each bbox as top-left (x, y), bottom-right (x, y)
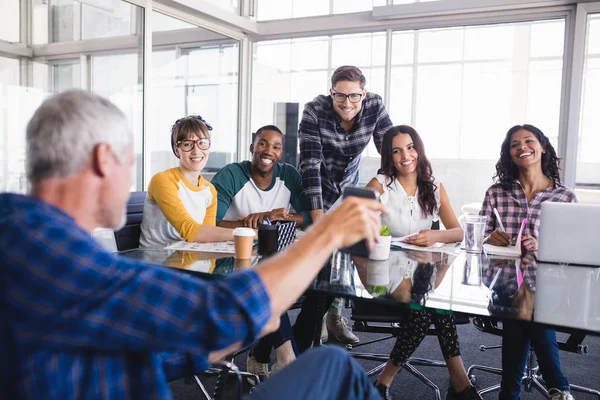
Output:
top-left (119, 246), bottom-right (600, 337)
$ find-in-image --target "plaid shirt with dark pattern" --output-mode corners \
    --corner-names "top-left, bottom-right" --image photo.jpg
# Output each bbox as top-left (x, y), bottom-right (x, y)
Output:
top-left (479, 180), bottom-right (577, 240)
top-left (298, 92), bottom-right (393, 211)
top-left (0, 193), bottom-right (271, 400)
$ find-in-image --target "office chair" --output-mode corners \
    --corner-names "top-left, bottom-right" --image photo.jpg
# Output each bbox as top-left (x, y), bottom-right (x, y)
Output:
top-left (467, 317), bottom-right (600, 399)
top-left (347, 299), bottom-right (471, 400)
top-left (115, 191), bottom-right (146, 251)
top-left (181, 346), bottom-right (260, 400)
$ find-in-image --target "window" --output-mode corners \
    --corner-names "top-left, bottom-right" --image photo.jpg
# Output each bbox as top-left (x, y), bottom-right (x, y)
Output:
top-left (150, 12), bottom-right (240, 178)
top-left (252, 33), bottom-right (385, 150)
top-left (204, 0), bottom-right (239, 14)
top-left (252, 37), bottom-right (329, 136)
top-left (393, 0), bottom-right (442, 3)
top-left (32, 0), bottom-right (141, 45)
top-left (0, 56), bottom-right (22, 192)
top-left (256, 0), bottom-right (385, 21)
top-left (333, 0), bottom-right (386, 14)
top-left (92, 53), bottom-right (143, 186)
top-left (576, 13), bottom-right (600, 189)
top-left (385, 20), bottom-right (565, 210)
top-left (0, 0), bottom-right (20, 43)
top-left (0, 1), bottom-right (144, 193)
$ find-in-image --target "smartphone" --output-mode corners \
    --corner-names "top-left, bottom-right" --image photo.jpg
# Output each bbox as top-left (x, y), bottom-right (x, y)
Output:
top-left (340, 185), bottom-right (380, 257)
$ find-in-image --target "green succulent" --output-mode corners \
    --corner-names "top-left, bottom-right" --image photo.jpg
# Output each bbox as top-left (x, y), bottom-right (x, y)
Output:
top-left (380, 224), bottom-right (392, 236)
top-left (368, 285), bottom-right (389, 296)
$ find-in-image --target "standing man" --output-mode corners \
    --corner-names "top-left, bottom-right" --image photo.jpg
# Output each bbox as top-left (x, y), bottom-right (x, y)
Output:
top-left (297, 65), bottom-right (393, 346)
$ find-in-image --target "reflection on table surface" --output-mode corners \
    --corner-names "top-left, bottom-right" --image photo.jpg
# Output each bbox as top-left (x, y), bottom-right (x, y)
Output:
top-left (119, 247), bottom-right (600, 334)
top-left (118, 248), bottom-right (259, 277)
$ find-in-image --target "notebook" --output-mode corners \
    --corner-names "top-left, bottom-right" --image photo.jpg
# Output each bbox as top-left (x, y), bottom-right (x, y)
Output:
top-left (483, 219), bottom-right (526, 257)
top-left (538, 202), bottom-right (600, 266)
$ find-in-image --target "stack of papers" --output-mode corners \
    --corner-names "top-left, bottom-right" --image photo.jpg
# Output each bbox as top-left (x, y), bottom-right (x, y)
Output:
top-left (390, 236), bottom-right (461, 253)
top-left (165, 241), bottom-right (235, 254)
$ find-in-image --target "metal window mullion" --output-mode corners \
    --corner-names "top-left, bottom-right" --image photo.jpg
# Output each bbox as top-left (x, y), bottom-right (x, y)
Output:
top-left (238, 36), bottom-right (252, 162)
top-left (410, 30), bottom-right (419, 126)
top-left (510, 23), bottom-right (531, 123)
top-left (383, 29), bottom-right (392, 109)
top-left (79, 54), bottom-right (88, 90)
top-left (562, 3), bottom-right (588, 187)
top-left (141, 0), bottom-right (152, 191)
top-left (457, 27), bottom-right (467, 160)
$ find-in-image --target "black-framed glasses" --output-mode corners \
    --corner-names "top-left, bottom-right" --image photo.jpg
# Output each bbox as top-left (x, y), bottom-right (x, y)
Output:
top-left (332, 90), bottom-right (363, 103)
top-left (177, 138), bottom-right (211, 151)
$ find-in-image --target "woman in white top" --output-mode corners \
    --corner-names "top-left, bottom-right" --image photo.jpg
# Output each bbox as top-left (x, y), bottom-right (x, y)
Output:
top-left (367, 125), bottom-right (480, 400)
top-left (366, 125), bottom-right (462, 246)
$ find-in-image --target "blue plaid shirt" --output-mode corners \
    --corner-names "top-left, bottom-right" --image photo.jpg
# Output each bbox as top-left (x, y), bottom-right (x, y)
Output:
top-left (0, 193), bottom-right (271, 400)
top-left (298, 93), bottom-right (393, 211)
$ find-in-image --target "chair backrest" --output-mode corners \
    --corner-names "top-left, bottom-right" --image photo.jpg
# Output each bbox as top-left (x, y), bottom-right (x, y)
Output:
top-left (114, 191), bottom-right (146, 251)
top-left (91, 228), bottom-right (118, 252)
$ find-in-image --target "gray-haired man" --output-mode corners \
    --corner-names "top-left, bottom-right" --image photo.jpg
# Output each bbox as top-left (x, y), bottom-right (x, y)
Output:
top-left (1, 89), bottom-right (386, 399)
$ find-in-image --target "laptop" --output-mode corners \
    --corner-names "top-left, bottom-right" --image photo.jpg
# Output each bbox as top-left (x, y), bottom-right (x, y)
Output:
top-left (538, 202), bottom-right (600, 266)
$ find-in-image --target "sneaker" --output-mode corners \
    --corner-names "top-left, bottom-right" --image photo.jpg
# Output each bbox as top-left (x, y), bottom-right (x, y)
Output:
top-left (375, 383), bottom-right (392, 400)
top-left (321, 319), bottom-right (328, 343)
top-left (548, 389), bottom-right (575, 400)
top-left (326, 315), bottom-right (359, 344)
top-left (246, 355), bottom-right (269, 378)
top-left (446, 385), bottom-right (483, 400)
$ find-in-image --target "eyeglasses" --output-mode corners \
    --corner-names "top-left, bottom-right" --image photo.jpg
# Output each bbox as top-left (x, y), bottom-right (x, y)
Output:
top-left (177, 138), bottom-right (211, 151)
top-left (331, 90), bottom-right (363, 104)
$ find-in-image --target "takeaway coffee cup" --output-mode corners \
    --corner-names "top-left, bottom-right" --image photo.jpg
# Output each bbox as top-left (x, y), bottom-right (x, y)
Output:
top-left (233, 227), bottom-right (254, 259)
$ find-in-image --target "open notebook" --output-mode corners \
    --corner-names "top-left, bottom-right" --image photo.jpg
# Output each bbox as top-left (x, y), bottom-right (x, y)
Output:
top-left (483, 219), bottom-right (527, 257)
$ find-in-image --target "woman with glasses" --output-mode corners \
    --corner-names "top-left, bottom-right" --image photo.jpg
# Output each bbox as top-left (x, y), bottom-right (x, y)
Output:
top-left (480, 124), bottom-right (577, 400)
top-left (365, 125), bottom-right (480, 400)
top-left (140, 115), bottom-right (234, 247)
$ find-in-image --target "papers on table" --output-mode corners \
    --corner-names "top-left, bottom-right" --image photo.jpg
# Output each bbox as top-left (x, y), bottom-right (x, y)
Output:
top-left (165, 241), bottom-right (235, 254)
top-left (391, 235), bottom-right (411, 243)
top-left (391, 241), bottom-right (461, 253)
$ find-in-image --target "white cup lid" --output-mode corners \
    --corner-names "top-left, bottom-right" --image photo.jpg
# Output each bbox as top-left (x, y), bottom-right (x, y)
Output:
top-left (233, 227), bottom-right (255, 237)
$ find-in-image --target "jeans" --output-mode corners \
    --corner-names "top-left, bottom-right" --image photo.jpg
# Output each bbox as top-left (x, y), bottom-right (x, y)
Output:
top-left (251, 313), bottom-right (297, 363)
top-left (246, 346), bottom-right (380, 400)
top-left (292, 292), bottom-right (334, 353)
top-left (499, 321), bottom-right (570, 400)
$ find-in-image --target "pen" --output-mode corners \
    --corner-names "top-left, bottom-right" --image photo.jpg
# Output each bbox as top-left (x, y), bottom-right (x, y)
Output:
top-left (493, 207), bottom-right (506, 233)
top-left (265, 217), bottom-right (271, 225)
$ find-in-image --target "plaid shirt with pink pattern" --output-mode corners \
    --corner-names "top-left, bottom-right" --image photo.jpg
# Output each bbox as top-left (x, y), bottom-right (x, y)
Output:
top-left (479, 180), bottom-right (577, 240)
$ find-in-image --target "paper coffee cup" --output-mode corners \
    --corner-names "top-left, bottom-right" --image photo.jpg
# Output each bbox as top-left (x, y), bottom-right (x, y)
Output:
top-left (233, 227), bottom-right (254, 259)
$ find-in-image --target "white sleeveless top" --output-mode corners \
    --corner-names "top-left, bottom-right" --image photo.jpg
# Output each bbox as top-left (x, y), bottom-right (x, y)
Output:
top-left (375, 174), bottom-right (441, 237)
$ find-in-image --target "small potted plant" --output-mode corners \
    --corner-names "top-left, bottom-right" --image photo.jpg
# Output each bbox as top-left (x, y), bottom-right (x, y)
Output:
top-left (369, 224), bottom-right (392, 260)
top-left (367, 284), bottom-right (389, 297)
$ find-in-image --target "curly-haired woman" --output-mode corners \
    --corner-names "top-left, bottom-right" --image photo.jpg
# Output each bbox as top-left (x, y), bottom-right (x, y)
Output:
top-left (480, 124), bottom-right (577, 400)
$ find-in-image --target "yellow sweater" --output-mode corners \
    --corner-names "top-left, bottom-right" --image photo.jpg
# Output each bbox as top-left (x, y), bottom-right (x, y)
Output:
top-left (140, 167), bottom-right (217, 247)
